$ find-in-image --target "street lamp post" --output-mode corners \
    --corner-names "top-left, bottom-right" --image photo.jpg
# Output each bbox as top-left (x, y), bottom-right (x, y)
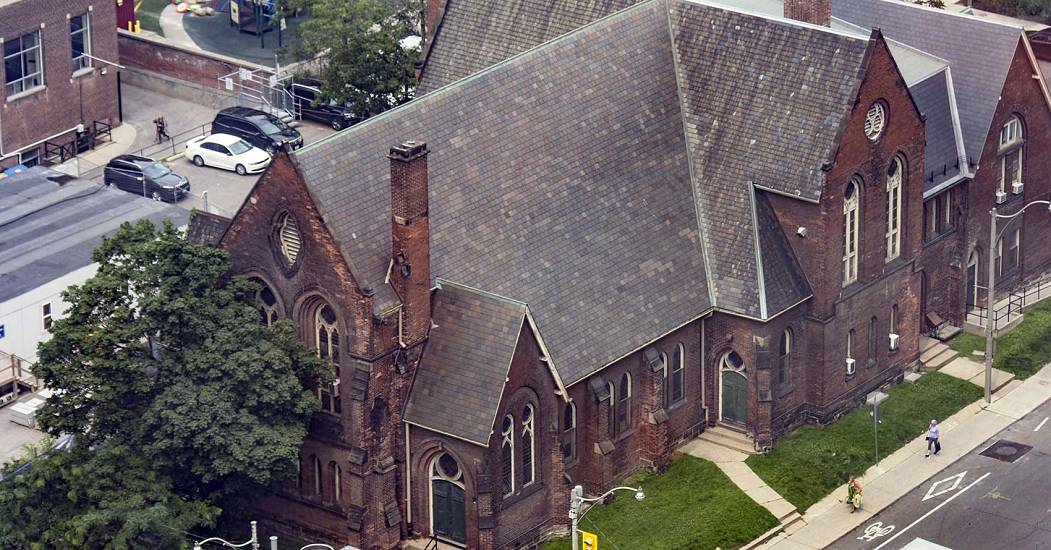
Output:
top-left (984, 201), bottom-right (1051, 404)
top-left (569, 485), bottom-right (645, 550)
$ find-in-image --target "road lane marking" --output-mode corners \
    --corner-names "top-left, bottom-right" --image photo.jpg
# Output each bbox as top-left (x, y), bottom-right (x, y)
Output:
top-left (857, 522), bottom-right (895, 542)
top-left (922, 471), bottom-right (966, 501)
top-left (1035, 417), bottom-right (1048, 431)
top-left (873, 472), bottom-right (991, 550)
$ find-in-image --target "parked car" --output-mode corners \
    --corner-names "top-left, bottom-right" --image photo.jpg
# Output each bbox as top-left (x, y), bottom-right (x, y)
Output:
top-left (184, 133), bottom-right (272, 175)
top-left (287, 78), bottom-right (366, 131)
top-left (103, 155), bottom-right (191, 202)
top-left (211, 106), bottom-right (303, 153)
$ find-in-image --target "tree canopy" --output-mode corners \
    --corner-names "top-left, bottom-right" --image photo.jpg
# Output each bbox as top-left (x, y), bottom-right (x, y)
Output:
top-left (291, 0), bottom-right (421, 115)
top-left (0, 220), bottom-right (325, 547)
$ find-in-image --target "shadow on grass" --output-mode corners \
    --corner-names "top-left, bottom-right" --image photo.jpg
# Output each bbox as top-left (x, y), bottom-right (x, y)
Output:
top-left (745, 372), bottom-right (981, 512)
top-left (948, 299), bottom-right (1051, 380)
top-left (541, 455), bottom-right (778, 550)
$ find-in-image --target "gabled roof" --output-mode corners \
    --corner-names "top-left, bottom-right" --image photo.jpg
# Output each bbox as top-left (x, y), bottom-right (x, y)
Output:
top-left (403, 282), bottom-right (526, 446)
top-left (293, 0), bottom-right (867, 384)
top-left (417, 0), bottom-right (644, 94)
top-left (833, 0), bottom-right (1024, 163)
top-left (669, 0), bottom-right (868, 316)
top-left (295, 1), bottom-right (711, 386)
top-left (187, 210), bottom-right (232, 246)
top-left (0, 167), bottom-right (188, 304)
top-left (911, 69), bottom-right (966, 194)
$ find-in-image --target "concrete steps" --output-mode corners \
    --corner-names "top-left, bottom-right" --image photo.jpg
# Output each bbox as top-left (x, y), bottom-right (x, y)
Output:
top-left (697, 425), bottom-right (756, 455)
top-left (920, 339), bottom-right (958, 371)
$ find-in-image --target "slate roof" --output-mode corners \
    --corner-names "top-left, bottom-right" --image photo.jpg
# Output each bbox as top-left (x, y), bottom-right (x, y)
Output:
top-left (417, 0), bottom-right (643, 94)
top-left (0, 167), bottom-right (189, 304)
top-left (187, 211), bottom-right (232, 246)
top-left (911, 69), bottom-right (965, 194)
top-left (403, 282), bottom-right (526, 445)
top-left (668, 0), bottom-right (868, 316)
top-left (292, 0), bottom-right (866, 385)
top-left (295, 0), bottom-right (711, 386)
top-left (833, 0), bottom-right (1024, 164)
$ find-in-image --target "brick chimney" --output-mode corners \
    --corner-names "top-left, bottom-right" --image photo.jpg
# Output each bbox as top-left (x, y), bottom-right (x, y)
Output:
top-left (784, 0), bottom-right (830, 26)
top-left (388, 141), bottom-right (431, 344)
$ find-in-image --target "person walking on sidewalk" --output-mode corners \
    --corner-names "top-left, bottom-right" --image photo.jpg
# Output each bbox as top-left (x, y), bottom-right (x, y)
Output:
top-left (926, 419), bottom-right (941, 457)
top-left (154, 116), bottom-right (170, 144)
top-left (847, 478), bottom-right (863, 513)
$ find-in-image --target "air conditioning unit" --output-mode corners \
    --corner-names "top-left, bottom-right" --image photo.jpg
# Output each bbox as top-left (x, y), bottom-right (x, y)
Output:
top-left (996, 191), bottom-right (1008, 204)
top-left (889, 333), bottom-right (900, 351)
top-left (846, 358), bottom-right (856, 376)
top-left (1012, 181), bottom-right (1024, 195)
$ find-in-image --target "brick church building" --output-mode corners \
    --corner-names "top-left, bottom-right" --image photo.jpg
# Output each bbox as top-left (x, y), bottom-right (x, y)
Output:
top-left (192, 0), bottom-right (1051, 548)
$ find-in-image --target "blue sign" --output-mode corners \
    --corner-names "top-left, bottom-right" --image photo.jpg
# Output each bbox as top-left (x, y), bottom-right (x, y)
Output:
top-left (0, 324), bottom-right (5, 338)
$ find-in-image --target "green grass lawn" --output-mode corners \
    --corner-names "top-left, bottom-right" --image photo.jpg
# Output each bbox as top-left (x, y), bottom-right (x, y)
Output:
top-left (947, 299), bottom-right (1051, 380)
top-left (745, 372), bottom-right (981, 512)
top-left (541, 456), bottom-right (778, 550)
top-left (136, 0), bottom-right (171, 35)
top-left (947, 331), bottom-right (985, 360)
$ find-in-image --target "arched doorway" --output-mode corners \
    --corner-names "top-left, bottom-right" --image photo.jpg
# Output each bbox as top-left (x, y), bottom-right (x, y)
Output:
top-left (430, 452), bottom-right (466, 545)
top-left (719, 351), bottom-right (747, 426)
top-left (966, 251), bottom-right (978, 310)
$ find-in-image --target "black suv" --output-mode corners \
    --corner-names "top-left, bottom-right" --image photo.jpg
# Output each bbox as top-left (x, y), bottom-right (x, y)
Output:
top-left (103, 155), bottom-right (190, 202)
top-left (287, 79), bottom-right (365, 131)
top-left (212, 107), bottom-right (303, 153)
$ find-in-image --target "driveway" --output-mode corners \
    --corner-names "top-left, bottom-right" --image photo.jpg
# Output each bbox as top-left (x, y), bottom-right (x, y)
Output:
top-left (833, 397), bottom-right (1051, 550)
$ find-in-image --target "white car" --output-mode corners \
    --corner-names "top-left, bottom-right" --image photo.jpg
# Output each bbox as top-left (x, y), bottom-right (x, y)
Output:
top-left (184, 133), bottom-right (272, 176)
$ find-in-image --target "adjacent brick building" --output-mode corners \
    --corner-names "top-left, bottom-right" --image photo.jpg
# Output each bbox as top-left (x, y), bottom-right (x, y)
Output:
top-left (0, 0), bottom-right (120, 170)
top-left (194, 0), bottom-right (1051, 548)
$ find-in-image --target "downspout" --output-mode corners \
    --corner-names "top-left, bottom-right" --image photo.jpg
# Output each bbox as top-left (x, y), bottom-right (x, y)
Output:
top-left (404, 422), bottom-right (412, 524)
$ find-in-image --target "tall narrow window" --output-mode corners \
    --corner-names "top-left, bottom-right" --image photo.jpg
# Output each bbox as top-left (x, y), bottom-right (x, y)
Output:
top-left (891, 304), bottom-right (899, 335)
top-left (778, 329), bottom-right (791, 385)
top-left (70, 14), bottom-right (92, 72)
top-left (521, 405), bottom-right (535, 486)
top-left (660, 352), bottom-right (669, 407)
top-left (315, 304), bottom-right (341, 414)
top-left (312, 455), bottom-right (322, 497)
top-left (4, 31), bottom-right (43, 96)
top-left (996, 237), bottom-right (1004, 276)
top-left (329, 461), bottom-right (341, 504)
top-left (843, 180), bottom-right (860, 284)
top-left (847, 329), bottom-right (855, 360)
top-left (606, 382), bottom-right (616, 439)
top-left (999, 116), bottom-right (1024, 195)
top-left (1011, 228), bottom-right (1021, 270)
top-left (670, 344), bottom-right (685, 404)
top-left (868, 317), bottom-right (878, 365)
top-left (886, 158), bottom-right (903, 261)
top-left (618, 373), bottom-right (632, 434)
top-left (561, 403), bottom-right (576, 462)
top-left (42, 303), bottom-right (52, 331)
top-left (501, 415), bottom-right (514, 496)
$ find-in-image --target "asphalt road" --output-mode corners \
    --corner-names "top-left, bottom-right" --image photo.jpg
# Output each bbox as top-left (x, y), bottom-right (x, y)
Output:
top-left (833, 398), bottom-right (1051, 550)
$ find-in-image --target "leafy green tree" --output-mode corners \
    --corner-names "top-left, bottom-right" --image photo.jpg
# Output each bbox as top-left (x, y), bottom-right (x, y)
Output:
top-left (291, 0), bottom-right (421, 114)
top-left (0, 441), bottom-right (217, 550)
top-left (4, 220), bottom-right (326, 546)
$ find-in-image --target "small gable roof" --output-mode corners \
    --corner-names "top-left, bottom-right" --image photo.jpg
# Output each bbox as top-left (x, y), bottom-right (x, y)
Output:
top-left (403, 282), bottom-right (526, 446)
top-left (833, 0), bottom-right (1024, 163)
top-left (187, 211), bottom-right (232, 246)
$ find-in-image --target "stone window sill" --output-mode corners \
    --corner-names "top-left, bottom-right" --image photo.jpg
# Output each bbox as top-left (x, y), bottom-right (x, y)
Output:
top-left (6, 85), bottom-right (46, 103)
top-left (72, 67), bottom-right (95, 79)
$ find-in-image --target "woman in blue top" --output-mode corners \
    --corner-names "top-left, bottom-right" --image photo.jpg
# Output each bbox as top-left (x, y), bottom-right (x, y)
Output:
top-left (926, 419), bottom-right (941, 457)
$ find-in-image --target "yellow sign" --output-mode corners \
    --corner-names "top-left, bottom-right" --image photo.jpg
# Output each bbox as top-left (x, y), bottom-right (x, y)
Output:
top-left (582, 531), bottom-right (598, 550)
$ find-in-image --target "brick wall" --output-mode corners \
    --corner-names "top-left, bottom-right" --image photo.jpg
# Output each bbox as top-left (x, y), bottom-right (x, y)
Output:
top-left (0, 0), bottom-right (119, 167)
top-left (783, 0), bottom-right (831, 26)
top-left (116, 30), bottom-right (271, 90)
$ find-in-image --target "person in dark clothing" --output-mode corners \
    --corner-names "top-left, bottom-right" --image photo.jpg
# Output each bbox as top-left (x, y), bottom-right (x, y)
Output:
top-left (154, 116), bottom-right (170, 143)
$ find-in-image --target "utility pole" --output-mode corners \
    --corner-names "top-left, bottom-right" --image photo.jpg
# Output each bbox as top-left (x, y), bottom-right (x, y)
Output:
top-left (985, 207), bottom-right (997, 404)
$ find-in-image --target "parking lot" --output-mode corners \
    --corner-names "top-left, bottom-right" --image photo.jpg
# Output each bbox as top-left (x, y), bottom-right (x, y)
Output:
top-left (102, 83), bottom-right (337, 217)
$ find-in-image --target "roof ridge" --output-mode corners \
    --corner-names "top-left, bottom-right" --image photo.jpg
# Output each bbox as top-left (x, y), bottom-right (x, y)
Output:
top-left (434, 278), bottom-right (528, 309)
top-left (688, 0), bottom-right (868, 40)
top-left (867, 0), bottom-right (1025, 31)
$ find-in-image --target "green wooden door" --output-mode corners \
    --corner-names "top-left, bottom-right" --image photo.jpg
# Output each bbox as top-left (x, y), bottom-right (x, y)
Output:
top-left (721, 371), bottom-right (747, 425)
top-left (432, 479), bottom-right (465, 544)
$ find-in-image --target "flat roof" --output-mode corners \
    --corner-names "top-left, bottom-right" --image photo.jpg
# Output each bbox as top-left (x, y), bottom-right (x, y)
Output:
top-left (0, 167), bottom-right (189, 304)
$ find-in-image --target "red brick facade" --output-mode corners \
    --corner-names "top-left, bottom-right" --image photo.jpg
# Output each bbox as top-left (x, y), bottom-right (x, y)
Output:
top-left (0, 0), bottom-right (119, 169)
top-left (211, 28), bottom-right (1051, 550)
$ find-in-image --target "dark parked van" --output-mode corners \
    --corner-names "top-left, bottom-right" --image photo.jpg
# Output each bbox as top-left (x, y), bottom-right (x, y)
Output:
top-left (103, 155), bottom-right (190, 202)
top-left (287, 79), bottom-right (365, 131)
top-left (211, 107), bottom-right (303, 153)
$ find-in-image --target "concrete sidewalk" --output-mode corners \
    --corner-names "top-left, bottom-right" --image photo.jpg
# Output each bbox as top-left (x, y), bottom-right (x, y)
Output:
top-left (757, 364), bottom-right (1051, 550)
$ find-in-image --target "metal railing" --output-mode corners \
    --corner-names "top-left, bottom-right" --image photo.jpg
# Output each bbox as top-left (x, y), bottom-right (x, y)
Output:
top-left (967, 273), bottom-right (1051, 332)
top-left (126, 122), bottom-right (213, 162)
top-left (1, 351), bottom-right (39, 402)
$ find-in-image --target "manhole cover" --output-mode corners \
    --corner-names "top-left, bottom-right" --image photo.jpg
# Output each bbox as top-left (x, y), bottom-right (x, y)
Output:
top-left (980, 439), bottom-right (1033, 463)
